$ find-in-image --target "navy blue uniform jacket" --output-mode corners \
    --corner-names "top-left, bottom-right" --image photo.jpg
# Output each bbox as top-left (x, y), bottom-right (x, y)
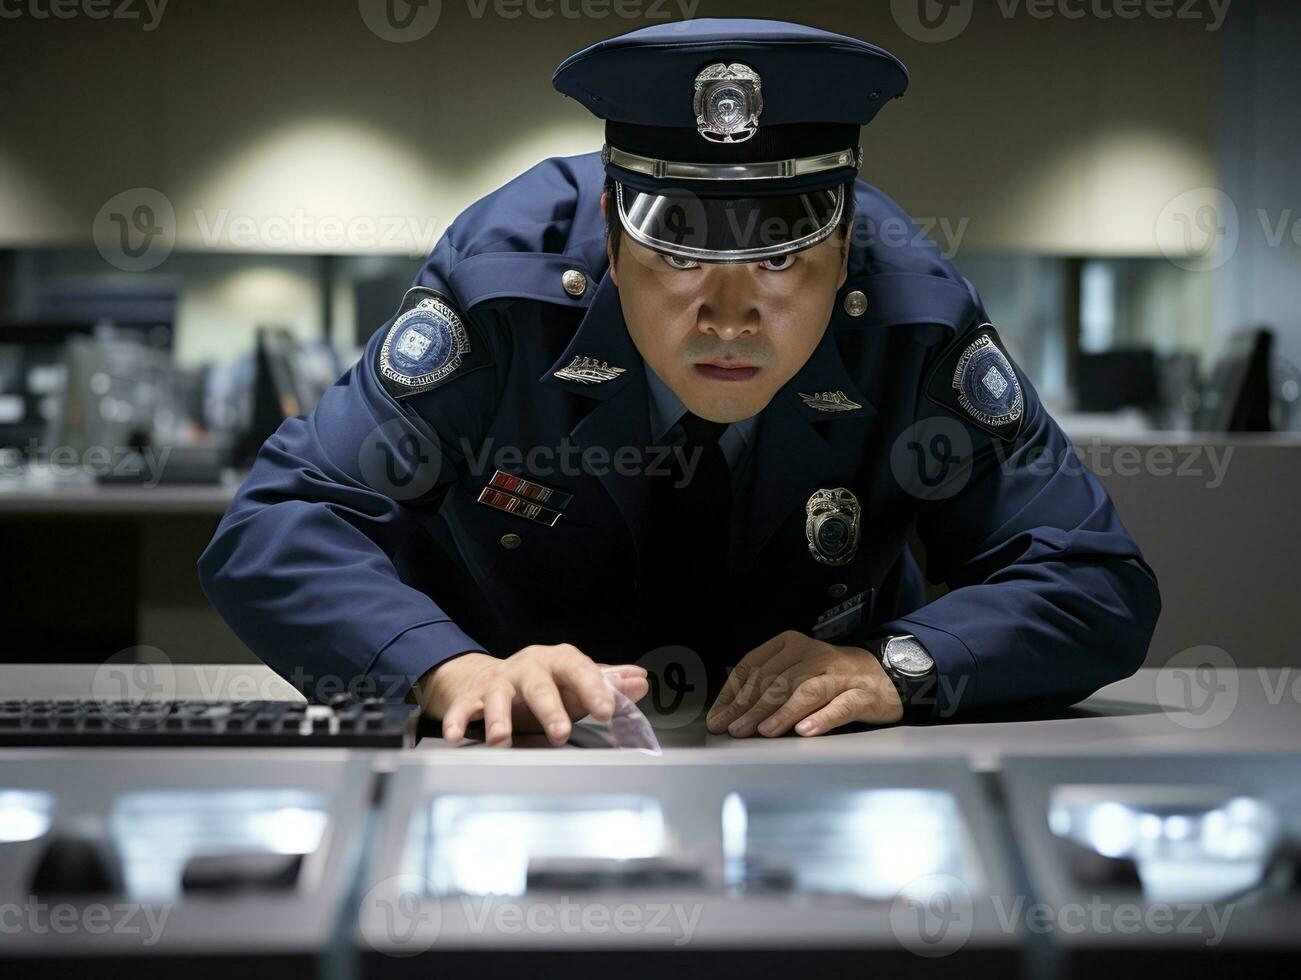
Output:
top-left (198, 152), bottom-right (1161, 720)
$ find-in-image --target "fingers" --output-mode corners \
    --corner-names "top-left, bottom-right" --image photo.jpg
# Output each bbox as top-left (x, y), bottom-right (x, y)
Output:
top-left (557, 654), bottom-right (616, 722)
top-left (597, 663), bottom-right (649, 678)
top-left (439, 696), bottom-right (482, 746)
top-left (600, 664), bottom-right (649, 701)
top-left (519, 671), bottom-right (571, 745)
top-left (729, 671), bottom-right (834, 738)
top-left (553, 671), bottom-right (647, 724)
top-left (717, 671), bottom-right (793, 737)
top-left (441, 647), bottom-right (635, 747)
top-left (608, 673), bottom-right (650, 703)
top-left (757, 675), bottom-right (846, 737)
top-left (791, 688), bottom-right (870, 737)
top-left (711, 646), bottom-right (811, 733)
top-left (482, 685), bottom-right (515, 747)
top-left (707, 632), bottom-right (791, 728)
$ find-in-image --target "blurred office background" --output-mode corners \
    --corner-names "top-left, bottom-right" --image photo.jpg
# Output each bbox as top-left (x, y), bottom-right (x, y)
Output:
top-left (0, 0), bottom-right (1296, 668)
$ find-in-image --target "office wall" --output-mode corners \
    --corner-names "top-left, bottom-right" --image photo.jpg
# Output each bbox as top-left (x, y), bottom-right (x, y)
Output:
top-left (1093, 436), bottom-right (1301, 670)
top-left (0, 0), bottom-right (1220, 256)
top-left (1217, 0), bottom-right (1301, 421)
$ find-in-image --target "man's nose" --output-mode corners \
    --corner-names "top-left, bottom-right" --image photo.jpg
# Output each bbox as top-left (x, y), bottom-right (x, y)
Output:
top-left (698, 266), bottom-right (759, 339)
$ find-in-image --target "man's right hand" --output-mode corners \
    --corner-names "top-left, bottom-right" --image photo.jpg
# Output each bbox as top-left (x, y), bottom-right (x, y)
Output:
top-left (413, 644), bottom-right (649, 747)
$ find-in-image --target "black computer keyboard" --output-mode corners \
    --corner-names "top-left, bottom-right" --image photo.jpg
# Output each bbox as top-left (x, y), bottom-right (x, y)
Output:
top-left (0, 698), bottom-right (420, 748)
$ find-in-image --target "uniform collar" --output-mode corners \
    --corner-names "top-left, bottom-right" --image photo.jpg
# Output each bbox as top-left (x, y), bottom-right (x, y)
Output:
top-left (644, 361), bottom-right (759, 448)
top-left (539, 267), bottom-right (640, 400)
top-left (541, 265), bottom-right (875, 423)
top-left (778, 317), bottom-right (876, 423)
top-left (538, 263), bottom-right (878, 575)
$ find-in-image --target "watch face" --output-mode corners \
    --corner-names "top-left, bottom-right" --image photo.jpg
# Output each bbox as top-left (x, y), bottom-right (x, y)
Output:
top-left (885, 637), bottom-right (934, 677)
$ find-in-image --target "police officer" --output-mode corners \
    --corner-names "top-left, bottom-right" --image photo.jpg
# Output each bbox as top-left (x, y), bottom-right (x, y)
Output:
top-left (198, 18), bottom-right (1160, 746)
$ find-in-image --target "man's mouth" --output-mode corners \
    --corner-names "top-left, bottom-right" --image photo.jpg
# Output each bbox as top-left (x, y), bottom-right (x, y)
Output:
top-left (693, 360), bottom-right (760, 382)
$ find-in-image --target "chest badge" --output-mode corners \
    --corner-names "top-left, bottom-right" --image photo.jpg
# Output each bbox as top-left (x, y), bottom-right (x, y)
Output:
top-left (805, 488), bottom-right (861, 566)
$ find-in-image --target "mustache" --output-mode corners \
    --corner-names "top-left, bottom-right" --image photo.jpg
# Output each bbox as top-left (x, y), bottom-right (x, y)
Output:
top-left (682, 337), bottom-right (774, 365)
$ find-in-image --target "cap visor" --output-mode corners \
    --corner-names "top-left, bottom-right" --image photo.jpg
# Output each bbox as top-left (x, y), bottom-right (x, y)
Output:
top-left (615, 182), bottom-right (844, 264)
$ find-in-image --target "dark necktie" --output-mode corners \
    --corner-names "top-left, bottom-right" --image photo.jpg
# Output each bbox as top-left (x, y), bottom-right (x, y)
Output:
top-left (640, 412), bottom-right (732, 666)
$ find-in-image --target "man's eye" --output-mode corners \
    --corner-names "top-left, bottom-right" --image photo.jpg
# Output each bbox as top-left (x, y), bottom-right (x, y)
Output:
top-left (663, 253), bottom-right (700, 270)
top-left (759, 254), bottom-right (796, 271)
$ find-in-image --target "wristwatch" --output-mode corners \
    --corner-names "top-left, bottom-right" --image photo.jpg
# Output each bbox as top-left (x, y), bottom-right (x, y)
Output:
top-left (870, 634), bottom-right (937, 724)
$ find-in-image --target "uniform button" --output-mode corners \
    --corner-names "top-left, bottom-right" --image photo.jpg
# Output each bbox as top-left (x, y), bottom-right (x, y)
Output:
top-left (827, 583), bottom-right (848, 599)
top-left (561, 269), bottom-right (588, 298)
top-left (843, 290), bottom-right (868, 317)
top-left (500, 533), bottom-right (522, 550)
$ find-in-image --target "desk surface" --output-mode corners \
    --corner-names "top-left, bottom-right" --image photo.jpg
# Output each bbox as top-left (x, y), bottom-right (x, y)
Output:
top-left (4, 665), bottom-right (1297, 770)
top-left (0, 475), bottom-right (238, 514)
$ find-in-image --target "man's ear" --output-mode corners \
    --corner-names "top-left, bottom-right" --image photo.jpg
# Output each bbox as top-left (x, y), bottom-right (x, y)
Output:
top-left (601, 191), bottom-right (618, 286)
top-left (837, 232), bottom-right (849, 290)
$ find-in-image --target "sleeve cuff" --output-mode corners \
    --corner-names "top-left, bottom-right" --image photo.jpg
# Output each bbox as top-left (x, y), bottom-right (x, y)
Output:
top-left (878, 618), bottom-right (980, 721)
top-left (365, 619), bottom-right (487, 702)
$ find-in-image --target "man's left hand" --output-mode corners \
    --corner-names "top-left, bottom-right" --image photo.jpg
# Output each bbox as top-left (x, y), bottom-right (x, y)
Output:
top-left (706, 631), bottom-right (902, 737)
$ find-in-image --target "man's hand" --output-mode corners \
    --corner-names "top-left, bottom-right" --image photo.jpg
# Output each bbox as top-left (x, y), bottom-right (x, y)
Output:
top-left (414, 645), bottom-right (649, 747)
top-left (706, 631), bottom-right (902, 737)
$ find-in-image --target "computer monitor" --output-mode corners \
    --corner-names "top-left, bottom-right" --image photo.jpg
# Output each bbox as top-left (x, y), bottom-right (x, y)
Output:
top-left (1075, 348), bottom-right (1160, 413)
top-left (233, 328), bottom-right (338, 466)
top-left (1196, 327), bottom-right (1274, 432)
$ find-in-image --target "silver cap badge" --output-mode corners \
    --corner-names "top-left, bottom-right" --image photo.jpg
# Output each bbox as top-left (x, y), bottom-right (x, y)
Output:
top-left (693, 62), bottom-right (763, 144)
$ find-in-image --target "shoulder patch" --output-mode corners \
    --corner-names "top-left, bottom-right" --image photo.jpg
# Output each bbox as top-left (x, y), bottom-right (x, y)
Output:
top-left (925, 323), bottom-right (1025, 440)
top-left (377, 287), bottom-right (472, 400)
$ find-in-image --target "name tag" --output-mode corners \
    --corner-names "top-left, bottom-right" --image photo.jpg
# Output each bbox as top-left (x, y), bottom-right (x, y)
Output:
top-left (812, 589), bottom-right (871, 642)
